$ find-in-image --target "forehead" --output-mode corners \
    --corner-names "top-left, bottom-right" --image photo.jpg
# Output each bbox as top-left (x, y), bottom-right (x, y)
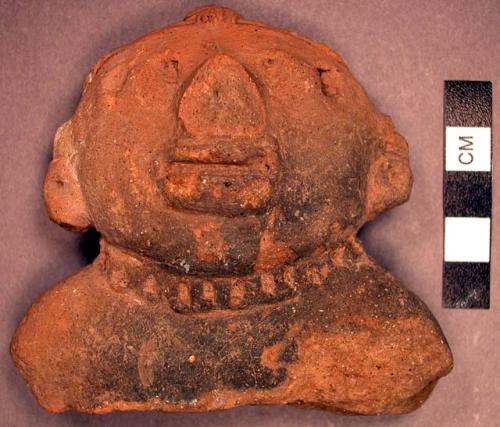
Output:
top-left (93, 18), bottom-right (345, 84)
top-left (74, 18), bottom-right (376, 171)
top-left (86, 19), bottom-right (347, 130)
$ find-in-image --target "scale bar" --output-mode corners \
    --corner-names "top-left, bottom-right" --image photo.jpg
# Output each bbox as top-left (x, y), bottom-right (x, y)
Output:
top-left (443, 80), bottom-right (492, 309)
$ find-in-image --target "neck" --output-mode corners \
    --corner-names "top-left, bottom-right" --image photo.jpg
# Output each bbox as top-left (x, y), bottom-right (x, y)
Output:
top-left (96, 238), bottom-right (364, 314)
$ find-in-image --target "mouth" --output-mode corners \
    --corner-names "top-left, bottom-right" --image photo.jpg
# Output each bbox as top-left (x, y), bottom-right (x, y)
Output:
top-left (158, 137), bottom-right (279, 217)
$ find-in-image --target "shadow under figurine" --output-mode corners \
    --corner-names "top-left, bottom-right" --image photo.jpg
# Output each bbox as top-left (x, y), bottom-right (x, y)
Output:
top-left (11, 6), bottom-right (453, 415)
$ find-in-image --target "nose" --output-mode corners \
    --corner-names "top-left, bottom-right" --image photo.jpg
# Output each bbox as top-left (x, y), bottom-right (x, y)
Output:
top-left (178, 54), bottom-right (265, 139)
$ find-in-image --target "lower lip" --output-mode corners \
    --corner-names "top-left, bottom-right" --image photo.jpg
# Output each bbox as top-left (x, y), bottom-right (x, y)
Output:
top-left (161, 163), bottom-right (274, 216)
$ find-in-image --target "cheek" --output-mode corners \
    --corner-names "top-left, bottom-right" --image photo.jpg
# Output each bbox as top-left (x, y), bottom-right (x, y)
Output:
top-left (80, 149), bottom-right (190, 261)
top-left (78, 131), bottom-right (167, 242)
top-left (268, 139), bottom-right (367, 253)
top-left (269, 175), bottom-right (335, 255)
top-left (78, 106), bottom-right (181, 236)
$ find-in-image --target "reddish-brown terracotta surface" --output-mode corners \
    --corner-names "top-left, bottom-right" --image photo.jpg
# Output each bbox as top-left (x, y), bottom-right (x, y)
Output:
top-left (11, 5), bottom-right (452, 415)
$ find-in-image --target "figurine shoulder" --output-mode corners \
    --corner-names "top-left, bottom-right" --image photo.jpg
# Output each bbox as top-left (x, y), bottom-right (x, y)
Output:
top-left (33, 262), bottom-right (106, 309)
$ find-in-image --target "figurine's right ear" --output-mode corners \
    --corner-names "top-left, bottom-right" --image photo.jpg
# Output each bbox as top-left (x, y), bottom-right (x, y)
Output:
top-left (43, 120), bottom-right (91, 232)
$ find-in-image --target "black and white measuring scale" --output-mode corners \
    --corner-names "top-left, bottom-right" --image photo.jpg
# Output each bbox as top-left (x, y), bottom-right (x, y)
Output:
top-left (443, 81), bottom-right (492, 309)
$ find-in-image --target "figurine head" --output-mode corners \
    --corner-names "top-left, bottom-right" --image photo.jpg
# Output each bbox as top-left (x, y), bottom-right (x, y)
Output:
top-left (44, 6), bottom-right (411, 275)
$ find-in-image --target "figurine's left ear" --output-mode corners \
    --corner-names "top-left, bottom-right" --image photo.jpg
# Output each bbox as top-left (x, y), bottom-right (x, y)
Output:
top-left (364, 115), bottom-right (413, 222)
top-left (43, 120), bottom-right (91, 232)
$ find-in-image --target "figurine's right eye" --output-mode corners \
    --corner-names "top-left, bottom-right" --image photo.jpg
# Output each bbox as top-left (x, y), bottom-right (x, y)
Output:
top-left (163, 59), bottom-right (179, 84)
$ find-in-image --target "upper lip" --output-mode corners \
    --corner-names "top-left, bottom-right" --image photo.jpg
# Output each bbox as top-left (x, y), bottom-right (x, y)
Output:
top-left (169, 138), bottom-right (265, 166)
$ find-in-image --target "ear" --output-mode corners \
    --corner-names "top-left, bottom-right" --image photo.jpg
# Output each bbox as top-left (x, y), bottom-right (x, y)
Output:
top-left (43, 120), bottom-right (91, 232)
top-left (364, 115), bottom-right (413, 222)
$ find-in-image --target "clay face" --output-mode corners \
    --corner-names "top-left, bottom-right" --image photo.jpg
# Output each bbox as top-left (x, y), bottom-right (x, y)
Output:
top-left (77, 48), bottom-right (376, 275)
top-left (11, 6), bottom-right (452, 416)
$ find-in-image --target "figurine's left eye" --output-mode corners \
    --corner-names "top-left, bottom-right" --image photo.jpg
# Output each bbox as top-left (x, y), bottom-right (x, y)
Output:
top-left (316, 67), bottom-right (343, 98)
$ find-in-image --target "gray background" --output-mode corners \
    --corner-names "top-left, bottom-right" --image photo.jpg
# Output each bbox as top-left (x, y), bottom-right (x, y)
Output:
top-left (1, 0), bottom-right (499, 426)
